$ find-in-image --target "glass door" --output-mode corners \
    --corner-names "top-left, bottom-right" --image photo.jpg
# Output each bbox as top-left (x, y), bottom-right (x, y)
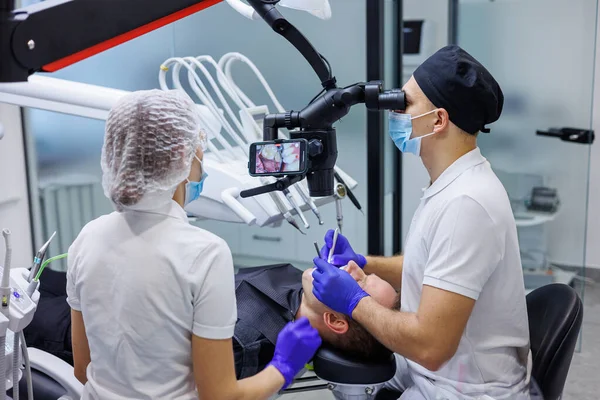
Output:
top-left (456, 0), bottom-right (597, 316)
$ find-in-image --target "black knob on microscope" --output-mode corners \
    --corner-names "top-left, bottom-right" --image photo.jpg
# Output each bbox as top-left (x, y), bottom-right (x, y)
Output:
top-left (308, 139), bottom-right (324, 157)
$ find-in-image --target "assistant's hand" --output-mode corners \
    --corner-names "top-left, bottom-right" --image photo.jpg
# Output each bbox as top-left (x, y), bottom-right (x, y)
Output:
top-left (267, 317), bottom-right (322, 389)
top-left (312, 257), bottom-right (369, 316)
top-left (319, 230), bottom-right (367, 268)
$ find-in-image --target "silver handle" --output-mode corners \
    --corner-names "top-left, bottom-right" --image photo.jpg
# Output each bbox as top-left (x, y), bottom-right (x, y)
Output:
top-left (252, 235), bottom-right (282, 243)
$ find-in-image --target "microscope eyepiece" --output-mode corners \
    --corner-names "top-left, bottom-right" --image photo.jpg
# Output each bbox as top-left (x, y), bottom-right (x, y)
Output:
top-left (364, 81), bottom-right (406, 111)
top-left (377, 89), bottom-right (406, 111)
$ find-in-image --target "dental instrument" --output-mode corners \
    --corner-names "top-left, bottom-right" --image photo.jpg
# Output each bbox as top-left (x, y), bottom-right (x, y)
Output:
top-left (1, 230), bottom-right (12, 316)
top-left (283, 188), bottom-right (309, 229)
top-left (333, 183), bottom-right (346, 234)
top-left (26, 231), bottom-right (56, 283)
top-left (296, 184), bottom-right (324, 224)
top-left (314, 242), bottom-right (321, 258)
top-left (327, 228), bottom-right (340, 264)
top-left (260, 177), bottom-right (305, 234)
top-left (334, 171), bottom-right (363, 216)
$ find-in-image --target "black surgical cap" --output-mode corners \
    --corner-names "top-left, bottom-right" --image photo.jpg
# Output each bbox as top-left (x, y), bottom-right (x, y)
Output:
top-left (413, 45), bottom-right (504, 134)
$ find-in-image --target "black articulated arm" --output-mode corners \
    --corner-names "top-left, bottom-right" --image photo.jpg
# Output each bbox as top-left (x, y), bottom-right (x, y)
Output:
top-left (0, 0), bottom-right (335, 86)
top-left (246, 0), bottom-right (336, 89)
top-left (0, 0), bottom-right (222, 82)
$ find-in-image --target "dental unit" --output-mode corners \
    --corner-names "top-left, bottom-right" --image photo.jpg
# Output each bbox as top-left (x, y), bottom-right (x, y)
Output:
top-left (0, 229), bottom-right (82, 400)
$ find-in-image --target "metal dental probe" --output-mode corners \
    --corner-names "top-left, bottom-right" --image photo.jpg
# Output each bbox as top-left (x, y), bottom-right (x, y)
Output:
top-left (314, 242), bottom-right (321, 257)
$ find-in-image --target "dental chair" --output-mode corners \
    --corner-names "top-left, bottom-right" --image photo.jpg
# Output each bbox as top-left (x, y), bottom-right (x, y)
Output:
top-left (13, 348), bottom-right (82, 400)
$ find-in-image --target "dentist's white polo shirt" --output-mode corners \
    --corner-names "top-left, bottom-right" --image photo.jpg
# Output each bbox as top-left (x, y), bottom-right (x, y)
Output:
top-left (399, 147), bottom-right (531, 399)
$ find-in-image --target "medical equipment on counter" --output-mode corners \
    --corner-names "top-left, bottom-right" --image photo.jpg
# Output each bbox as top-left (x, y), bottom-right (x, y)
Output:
top-left (527, 187), bottom-right (560, 213)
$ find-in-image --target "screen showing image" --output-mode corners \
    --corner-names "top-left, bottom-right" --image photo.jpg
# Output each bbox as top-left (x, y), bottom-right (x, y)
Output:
top-left (255, 142), bottom-right (301, 174)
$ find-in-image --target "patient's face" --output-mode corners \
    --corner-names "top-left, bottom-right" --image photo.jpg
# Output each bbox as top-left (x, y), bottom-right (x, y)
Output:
top-left (302, 261), bottom-right (397, 312)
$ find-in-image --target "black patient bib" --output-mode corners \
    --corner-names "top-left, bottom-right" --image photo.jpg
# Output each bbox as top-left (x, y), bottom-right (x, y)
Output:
top-left (233, 264), bottom-right (304, 378)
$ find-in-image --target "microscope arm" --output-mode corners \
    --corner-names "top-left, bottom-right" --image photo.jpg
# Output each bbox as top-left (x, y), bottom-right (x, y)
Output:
top-left (246, 0), bottom-right (335, 89)
top-left (0, 0), bottom-right (221, 82)
top-left (0, 0), bottom-right (334, 86)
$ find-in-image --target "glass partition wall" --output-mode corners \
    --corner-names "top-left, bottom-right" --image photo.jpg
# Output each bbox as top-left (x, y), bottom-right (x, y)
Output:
top-left (22, 0), bottom-right (404, 272)
top-left (455, 0), bottom-right (597, 306)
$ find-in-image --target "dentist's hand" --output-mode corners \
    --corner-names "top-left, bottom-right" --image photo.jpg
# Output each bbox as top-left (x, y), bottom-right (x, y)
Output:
top-left (312, 257), bottom-right (369, 316)
top-left (268, 317), bottom-right (322, 389)
top-left (319, 230), bottom-right (367, 268)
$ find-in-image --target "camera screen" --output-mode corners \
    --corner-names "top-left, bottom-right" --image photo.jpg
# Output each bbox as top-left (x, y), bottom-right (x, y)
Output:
top-left (255, 142), bottom-right (302, 174)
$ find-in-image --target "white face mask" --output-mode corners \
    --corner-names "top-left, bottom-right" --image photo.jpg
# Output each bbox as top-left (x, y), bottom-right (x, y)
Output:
top-left (388, 109), bottom-right (439, 156)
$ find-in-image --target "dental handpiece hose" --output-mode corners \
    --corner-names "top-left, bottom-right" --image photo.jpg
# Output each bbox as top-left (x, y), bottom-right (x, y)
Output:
top-left (1, 229), bottom-right (12, 317)
top-left (283, 188), bottom-right (309, 229)
top-left (297, 185), bottom-right (323, 225)
top-left (27, 231), bottom-right (56, 283)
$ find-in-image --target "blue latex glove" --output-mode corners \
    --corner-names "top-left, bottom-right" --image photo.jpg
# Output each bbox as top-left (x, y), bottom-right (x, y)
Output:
top-left (267, 317), bottom-right (322, 389)
top-left (312, 257), bottom-right (369, 316)
top-left (319, 229), bottom-right (367, 268)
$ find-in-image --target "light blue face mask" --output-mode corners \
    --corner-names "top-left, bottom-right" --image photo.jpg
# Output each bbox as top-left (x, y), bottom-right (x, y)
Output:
top-left (388, 109), bottom-right (438, 156)
top-left (184, 157), bottom-right (208, 207)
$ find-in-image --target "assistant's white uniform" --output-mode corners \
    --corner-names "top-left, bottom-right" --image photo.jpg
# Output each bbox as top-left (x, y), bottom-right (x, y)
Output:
top-left (386, 148), bottom-right (531, 400)
top-left (66, 194), bottom-right (237, 400)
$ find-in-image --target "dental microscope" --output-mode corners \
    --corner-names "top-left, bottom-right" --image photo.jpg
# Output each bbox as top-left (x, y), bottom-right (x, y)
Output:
top-left (238, 0), bottom-right (406, 233)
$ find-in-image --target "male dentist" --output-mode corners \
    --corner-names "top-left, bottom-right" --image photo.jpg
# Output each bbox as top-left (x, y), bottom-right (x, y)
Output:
top-left (312, 45), bottom-right (532, 399)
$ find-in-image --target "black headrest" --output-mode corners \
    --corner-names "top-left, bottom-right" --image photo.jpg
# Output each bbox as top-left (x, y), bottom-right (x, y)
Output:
top-left (313, 345), bottom-right (396, 385)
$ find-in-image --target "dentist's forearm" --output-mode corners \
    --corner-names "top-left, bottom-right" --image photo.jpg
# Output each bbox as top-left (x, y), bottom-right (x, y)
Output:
top-left (363, 255), bottom-right (403, 290)
top-left (352, 296), bottom-right (444, 371)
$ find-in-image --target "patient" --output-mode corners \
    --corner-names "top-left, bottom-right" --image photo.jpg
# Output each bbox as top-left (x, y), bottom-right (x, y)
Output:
top-left (233, 262), bottom-right (399, 378)
top-left (25, 263), bottom-right (398, 379)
